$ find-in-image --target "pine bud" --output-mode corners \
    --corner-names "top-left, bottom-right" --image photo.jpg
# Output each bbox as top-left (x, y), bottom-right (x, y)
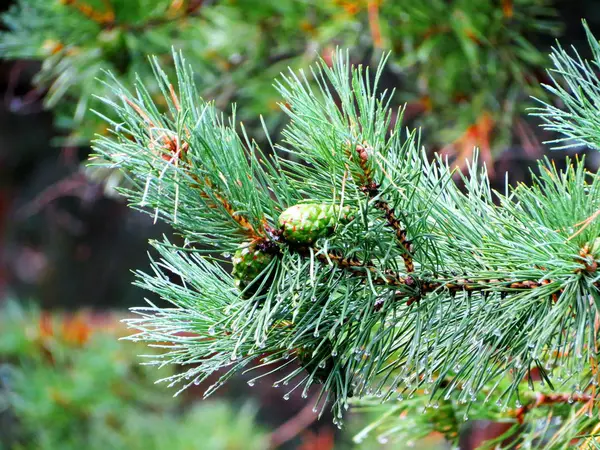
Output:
top-left (231, 241), bottom-right (274, 297)
top-left (278, 203), bottom-right (353, 245)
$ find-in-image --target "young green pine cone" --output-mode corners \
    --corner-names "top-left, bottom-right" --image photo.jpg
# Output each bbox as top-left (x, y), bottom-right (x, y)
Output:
top-left (231, 241), bottom-right (274, 296)
top-left (278, 203), bottom-right (353, 245)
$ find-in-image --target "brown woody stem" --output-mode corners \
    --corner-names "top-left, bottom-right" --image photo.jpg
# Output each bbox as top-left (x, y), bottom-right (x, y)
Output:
top-left (351, 143), bottom-right (414, 273)
top-left (315, 251), bottom-right (408, 287)
top-left (374, 278), bottom-right (552, 312)
top-left (313, 245), bottom-right (556, 313)
top-left (373, 198), bottom-right (414, 272)
top-left (117, 1), bottom-right (204, 32)
top-left (60, 0), bottom-right (115, 25)
top-left (189, 175), bottom-right (262, 239)
top-left (124, 94), bottom-right (263, 239)
top-left (514, 392), bottom-right (592, 424)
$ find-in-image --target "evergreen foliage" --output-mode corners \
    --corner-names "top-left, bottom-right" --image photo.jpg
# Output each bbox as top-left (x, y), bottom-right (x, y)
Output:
top-left (0, 0), bottom-right (559, 159)
top-left (0, 302), bottom-right (268, 450)
top-left (92, 22), bottom-right (600, 445)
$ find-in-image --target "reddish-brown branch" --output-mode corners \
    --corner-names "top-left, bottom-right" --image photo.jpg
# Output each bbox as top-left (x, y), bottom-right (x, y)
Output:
top-left (269, 396), bottom-right (321, 449)
top-left (367, 0), bottom-right (383, 49)
top-left (117, 0), bottom-right (204, 32)
top-left (123, 95), bottom-right (262, 239)
top-left (373, 198), bottom-right (414, 273)
top-left (60, 0), bottom-right (115, 25)
top-left (315, 251), bottom-right (409, 287)
top-left (192, 176), bottom-right (261, 238)
top-left (315, 246), bottom-right (561, 313)
top-left (351, 143), bottom-right (415, 273)
top-left (514, 392), bottom-right (592, 425)
top-left (374, 278), bottom-right (553, 312)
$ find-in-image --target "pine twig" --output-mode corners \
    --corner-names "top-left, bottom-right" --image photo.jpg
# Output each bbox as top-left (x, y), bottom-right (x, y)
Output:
top-left (59, 0), bottom-right (115, 25)
top-left (514, 392), bottom-right (592, 425)
top-left (315, 251), bottom-right (408, 286)
top-left (367, 0), bottom-right (383, 49)
top-left (351, 143), bottom-right (415, 273)
top-left (374, 278), bottom-right (551, 312)
top-left (118, 1), bottom-right (205, 32)
top-left (123, 93), bottom-right (263, 239)
top-left (372, 197), bottom-right (414, 273)
top-left (269, 395), bottom-right (320, 448)
top-left (193, 176), bottom-right (262, 238)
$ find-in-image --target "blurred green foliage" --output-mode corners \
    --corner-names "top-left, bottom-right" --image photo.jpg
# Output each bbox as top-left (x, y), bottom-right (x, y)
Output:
top-left (0, 302), bottom-right (268, 450)
top-left (0, 0), bottom-right (560, 160)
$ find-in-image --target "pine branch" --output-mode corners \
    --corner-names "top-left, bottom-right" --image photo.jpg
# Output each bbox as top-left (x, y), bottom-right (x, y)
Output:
top-left (534, 20), bottom-right (600, 150)
top-left (116, 0), bottom-right (205, 32)
top-left (514, 392), bottom-right (593, 425)
top-left (96, 46), bottom-right (600, 434)
top-left (351, 142), bottom-right (415, 273)
top-left (59, 0), bottom-right (115, 26)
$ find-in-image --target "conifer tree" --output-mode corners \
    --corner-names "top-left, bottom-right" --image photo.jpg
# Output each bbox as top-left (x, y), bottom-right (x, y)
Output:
top-left (91, 21), bottom-right (600, 447)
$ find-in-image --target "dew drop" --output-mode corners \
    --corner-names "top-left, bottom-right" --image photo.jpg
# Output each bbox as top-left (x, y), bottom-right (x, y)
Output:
top-left (208, 327), bottom-right (216, 336)
top-left (283, 393), bottom-right (290, 401)
top-left (377, 436), bottom-right (389, 444)
top-left (247, 380), bottom-right (255, 387)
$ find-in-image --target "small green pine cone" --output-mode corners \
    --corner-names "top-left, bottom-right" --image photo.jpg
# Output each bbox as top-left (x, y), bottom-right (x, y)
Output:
top-left (231, 241), bottom-right (274, 295)
top-left (278, 203), bottom-right (353, 245)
